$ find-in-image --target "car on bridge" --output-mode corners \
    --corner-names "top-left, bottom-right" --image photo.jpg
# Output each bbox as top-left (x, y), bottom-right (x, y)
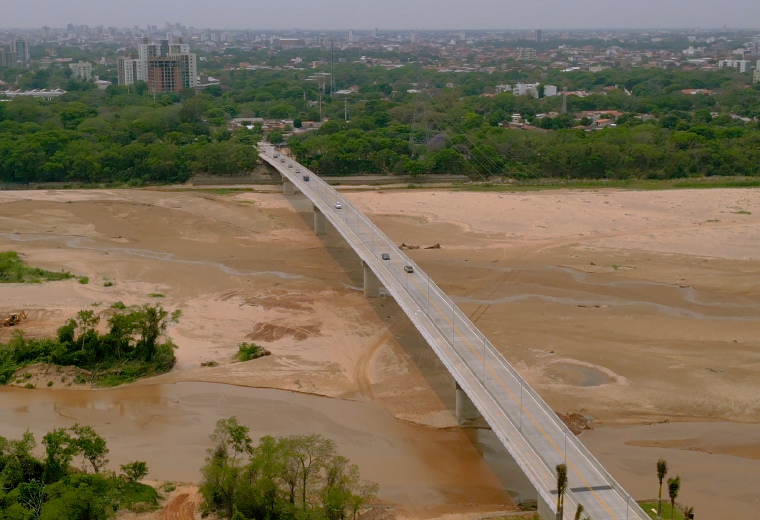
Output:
top-left (273, 153), bottom-right (280, 158)
top-left (335, 202), bottom-right (342, 209)
top-left (288, 163), bottom-right (293, 168)
top-left (381, 253), bottom-right (390, 260)
top-left (404, 265), bottom-right (414, 273)
top-left (280, 158), bottom-right (285, 163)
top-left (303, 175), bottom-right (309, 181)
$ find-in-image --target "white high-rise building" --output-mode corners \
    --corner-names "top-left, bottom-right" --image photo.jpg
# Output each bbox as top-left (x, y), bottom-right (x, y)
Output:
top-left (117, 56), bottom-right (139, 86)
top-left (11, 39), bottom-right (30, 62)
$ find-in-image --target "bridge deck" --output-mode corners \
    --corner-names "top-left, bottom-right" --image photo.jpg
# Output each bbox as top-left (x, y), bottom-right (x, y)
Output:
top-left (259, 144), bottom-right (647, 520)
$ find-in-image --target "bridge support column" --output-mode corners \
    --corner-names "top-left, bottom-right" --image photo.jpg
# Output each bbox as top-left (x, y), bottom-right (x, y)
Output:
top-left (362, 261), bottom-right (381, 297)
top-left (536, 492), bottom-right (554, 520)
top-left (455, 381), bottom-right (481, 422)
top-left (313, 206), bottom-right (326, 236)
top-left (283, 179), bottom-right (295, 195)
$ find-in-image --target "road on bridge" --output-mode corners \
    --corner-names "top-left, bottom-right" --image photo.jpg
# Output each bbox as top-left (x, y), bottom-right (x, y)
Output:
top-left (258, 144), bottom-right (648, 520)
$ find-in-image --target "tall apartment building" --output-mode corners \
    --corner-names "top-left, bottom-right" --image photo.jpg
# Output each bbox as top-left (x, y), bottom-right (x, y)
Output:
top-left (119, 39), bottom-right (196, 91)
top-left (535, 29), bottom-right (543, 43)
top-left (11, 38), bottom-right (30, 62)
top-left (517, 47), bottom-right (537, 61)
top-left (69, 61), bottom-right (92, 80)
top-left (117, 56), bottom-right (139, 86)
top-left (0, 46), bottom-right (17, 68)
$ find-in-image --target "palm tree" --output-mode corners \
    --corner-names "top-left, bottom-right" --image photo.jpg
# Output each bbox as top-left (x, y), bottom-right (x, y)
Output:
top-left (574, 503), bottom-right (584, 520)
top-left (656, 458), bottom-right (668, 519)
top-left (556, 463), bottom-right (568, 520)
top-left (683, 506), bottom-right (694, 519)
top-left (667, 475), bottom-right (680, 520)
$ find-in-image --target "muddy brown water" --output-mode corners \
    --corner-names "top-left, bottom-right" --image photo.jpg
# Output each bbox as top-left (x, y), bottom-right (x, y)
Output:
top-left (0, 382), bottom-right (515, 514)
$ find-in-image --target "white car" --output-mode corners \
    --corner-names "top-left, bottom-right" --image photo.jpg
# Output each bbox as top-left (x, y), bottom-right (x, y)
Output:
top-left (288, 163), bottom-right (293, 169)
top-left (335, 202), bottom-right (342, 209)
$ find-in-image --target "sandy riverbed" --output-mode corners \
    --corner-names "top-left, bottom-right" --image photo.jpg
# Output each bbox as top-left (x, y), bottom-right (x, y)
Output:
top-left (1, 186), bottom-right (759, 518)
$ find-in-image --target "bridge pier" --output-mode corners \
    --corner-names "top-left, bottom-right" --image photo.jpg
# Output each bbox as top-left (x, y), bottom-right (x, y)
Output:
top-left (362, 261), bottom-right (382, 297)
top-left (455, 381), bottom-right (481, 422)
top-left (537, 492), bottom-right (554, 520)
top-left (283, 179), bottom-right (295, 195)
top-left (313, 206), bottom-right (326, 236)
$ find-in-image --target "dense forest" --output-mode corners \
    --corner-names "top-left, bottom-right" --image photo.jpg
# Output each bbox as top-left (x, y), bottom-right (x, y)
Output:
top-left (2, 47), bottom-right (760, 183)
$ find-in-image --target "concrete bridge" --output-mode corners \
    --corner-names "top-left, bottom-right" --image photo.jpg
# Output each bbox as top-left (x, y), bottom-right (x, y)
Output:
top-left (258, 144), bottom-right (648, 520)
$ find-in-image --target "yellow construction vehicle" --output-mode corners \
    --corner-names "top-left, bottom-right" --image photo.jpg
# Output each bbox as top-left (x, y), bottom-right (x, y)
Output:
top-left (2, 311), bottom-right (28, 327)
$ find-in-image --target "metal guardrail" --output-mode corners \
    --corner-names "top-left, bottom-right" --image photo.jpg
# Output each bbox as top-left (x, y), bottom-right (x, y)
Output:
top-left (259, 146), bottom-right (649, 520)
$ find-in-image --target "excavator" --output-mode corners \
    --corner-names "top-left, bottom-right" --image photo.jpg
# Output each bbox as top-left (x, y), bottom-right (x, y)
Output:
top-left (2, 311), bottom-right (27, 327)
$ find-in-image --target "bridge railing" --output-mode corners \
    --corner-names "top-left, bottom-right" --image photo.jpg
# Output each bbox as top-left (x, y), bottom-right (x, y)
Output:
top-left (261, 149), bottom-right (648, 520)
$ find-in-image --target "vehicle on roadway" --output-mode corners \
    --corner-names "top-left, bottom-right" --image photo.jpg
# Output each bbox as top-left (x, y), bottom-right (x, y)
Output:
top-left (404, 265), bottom-right (414, 273)
top-left (296, 169), bottom-right (300, 173)
top-left (303, 175), bottom-right (309, 181)
top-left (280, 158), bottom-right (285, 163)
top-left (288, 163), bottom-right (293, 168)
top-left (381, 253), bottom-right (390, 260)
top-left (335, 202), bottom-right (342, 209)
top-left (273, 153), bottom-right (280, 158)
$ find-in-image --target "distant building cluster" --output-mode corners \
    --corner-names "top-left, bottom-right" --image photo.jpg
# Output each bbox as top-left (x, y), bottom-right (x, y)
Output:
top-left (117, 38), bottom-right (197, 93)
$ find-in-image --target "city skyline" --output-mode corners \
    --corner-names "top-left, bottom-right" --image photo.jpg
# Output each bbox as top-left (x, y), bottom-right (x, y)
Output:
top-left (3, 0), bottom-right (760, 31)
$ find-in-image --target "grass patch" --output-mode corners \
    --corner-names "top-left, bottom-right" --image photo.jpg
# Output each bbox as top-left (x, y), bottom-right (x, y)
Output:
top-left (111, 301), bottom-right (127, 309)
top-left (148, 293), bottom-right (165, 298)
top-left (0, 251), bottom-right (76, 283)
top-left (235, 342), bottom-right (271, 362)
top-left (639, 501), bottom-right (687, 520)
top-left (456, 176), bottom-right (760, 193)
top-left (77, 276), bottom-right (90, 284)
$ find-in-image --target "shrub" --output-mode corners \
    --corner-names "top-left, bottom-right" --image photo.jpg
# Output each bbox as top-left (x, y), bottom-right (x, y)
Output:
top-left (235, 342), bottom-right (270, 362)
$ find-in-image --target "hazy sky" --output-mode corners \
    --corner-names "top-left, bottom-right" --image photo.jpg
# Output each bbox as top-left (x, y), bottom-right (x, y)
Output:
top-left (3, 0), bottom-right (760, 30)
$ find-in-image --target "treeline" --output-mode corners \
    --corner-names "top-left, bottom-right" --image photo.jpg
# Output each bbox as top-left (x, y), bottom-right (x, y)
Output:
top-left (0, 427), bottom-right (155, 520)
top-left (3, 62), bottom-right (760, 183)
top-left (200, 418), bottom-right (377, 520)
top-left (0, 304), bottom-right (180, 386)
top-left (0, 93), bottom-right (258, 185)
top-left (287, 91), bottom-right (760, 179)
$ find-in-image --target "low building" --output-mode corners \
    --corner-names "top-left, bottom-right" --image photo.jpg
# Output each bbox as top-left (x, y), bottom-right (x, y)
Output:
top-left (754, 69), bottom-right (760, 84)
top-left (544, 85), bottom-right (558, 97)
top-left (69, 61), bottom-right (92, 80)
top-left (517, 47), bottom-right (536, 61)
top-left (513, 82), bottom-right (540, 98)
top-left (719, 59), bottom-right (751, 73)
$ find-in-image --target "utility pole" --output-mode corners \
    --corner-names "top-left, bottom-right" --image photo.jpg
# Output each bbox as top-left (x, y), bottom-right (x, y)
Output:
top-left (344, 98), bottom-right (347, 122)
top-left (330, 41), bottom-right (334, 96)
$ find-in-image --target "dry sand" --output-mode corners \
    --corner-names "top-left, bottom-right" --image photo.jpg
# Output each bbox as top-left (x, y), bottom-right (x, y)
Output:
top-left (1, 186), bottom-right (759, 518)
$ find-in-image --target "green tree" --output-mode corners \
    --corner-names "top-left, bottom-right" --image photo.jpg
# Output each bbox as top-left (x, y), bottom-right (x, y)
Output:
top-left (42, 428), bottom-right (76, 483)
top-left (555, 463), bottom-right (567, 520)
top-left (667, 475), bottom-right (680, 520)
top-left (656, 458), bottom-right (668, 519)
top-left (120, 461), bottom-right (149, 482)
top-left (70, 424), bottom-right (109, 474)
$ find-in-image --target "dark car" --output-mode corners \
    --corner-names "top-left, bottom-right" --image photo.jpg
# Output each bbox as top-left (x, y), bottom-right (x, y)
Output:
top-left (381, 253), bottom-right (390, 260)
top-left (303, 175), bottom-right (309, 181)
top-left (404, 265), bottom-right (414, 273)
